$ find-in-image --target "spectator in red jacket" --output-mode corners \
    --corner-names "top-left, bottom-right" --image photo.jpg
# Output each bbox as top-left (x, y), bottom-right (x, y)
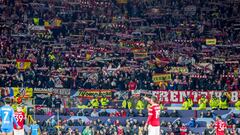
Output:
top-left (180, 124), bottom-right (188, 135)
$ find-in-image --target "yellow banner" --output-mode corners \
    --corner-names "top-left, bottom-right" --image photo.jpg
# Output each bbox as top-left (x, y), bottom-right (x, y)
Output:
top-left (78, 89), bottom-right (113, 98)
top-left (152, 74), bottom-right (172, 82)
top-left (13, 87), bottom-right (33, 98)
top-left (167, 67), bottom-right (188, 74)
top-left (206, 39), bottom-right (216, 45)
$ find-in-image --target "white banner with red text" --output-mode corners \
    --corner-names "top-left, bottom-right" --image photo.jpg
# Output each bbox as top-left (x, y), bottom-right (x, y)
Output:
top-left (132, 90), bottom-right (239, 103)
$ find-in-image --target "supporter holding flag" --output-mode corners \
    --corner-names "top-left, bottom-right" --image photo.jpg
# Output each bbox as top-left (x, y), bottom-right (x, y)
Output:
top-left (197, 94), bottom-right (208, 110)
top-left (215, 116), bottom-right (227, 135)
top-left (0, 98), bottom-right (20, 135)
top-left (144, 96), bottom-right (160, 135)
top-left (14, 106), bottom-right (25, 135)
top-left (209, 94), bottom-right (219, 110)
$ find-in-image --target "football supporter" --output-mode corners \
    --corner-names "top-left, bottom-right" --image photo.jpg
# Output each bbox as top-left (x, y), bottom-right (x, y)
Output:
top-left (215, 116), bottom-right (227, 135)
top-left (144, 96), bottom-right (160, 135)
top-left (14, 106), bottom-right (25, 135)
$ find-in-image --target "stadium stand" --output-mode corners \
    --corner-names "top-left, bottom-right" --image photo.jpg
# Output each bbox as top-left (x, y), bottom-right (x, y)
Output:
top-left (0, 0), bottom-right (240, 134)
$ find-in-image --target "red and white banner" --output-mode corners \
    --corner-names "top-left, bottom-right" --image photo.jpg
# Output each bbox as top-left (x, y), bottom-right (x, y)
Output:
top-left (152, 90), bottom-right (239, 104)
top-left (132, 90), bottom-right (239, 104)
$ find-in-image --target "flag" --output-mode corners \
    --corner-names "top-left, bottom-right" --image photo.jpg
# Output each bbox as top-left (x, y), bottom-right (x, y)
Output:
top-left (16, 59), bottom-right (31, 71)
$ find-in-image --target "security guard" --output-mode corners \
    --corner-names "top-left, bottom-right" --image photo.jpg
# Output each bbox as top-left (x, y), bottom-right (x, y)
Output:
top-left (90, 96), bottom-right (99, 108)
top-left (100, 95), bottom-right (109, 108)
top-left (219, 92), bottom-right (230, 110)
top-left (235, 99), bottom-right (240, 110)
top-left (122, 98), bottom-right (132, 109)
top-left (197, 94), bottom-right (208, 110)
top-left (181, 96), bottom-right (193, 110)
top-left (136, 97), bottom-right (144, 110)
top-left (209, 94), bottom-right (219, 110)
top-left (77, 101), bottom-right (89, 109)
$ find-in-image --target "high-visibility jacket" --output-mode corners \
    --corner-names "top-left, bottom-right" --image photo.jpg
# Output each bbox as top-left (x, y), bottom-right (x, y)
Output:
top-left (181, 101), bottom-right (189, 110)
top-left (160, 103), bottom-right (164, 110)
top-left (122, 99), bottom-right (132, 109)
top-left (235, 100), bottom-right (240, 110)
top-left (100, 97), bottom-right (109, 107)
top-left (198, 97), bottom-right (208, 110)
top-left (187, 99), bottom-right (193, 109)
top-left (181, 99), bottom-right (193, 110)
top-left (33, 17), bottom-right (39, 25)
top-left (219, 99), bottom-right (228, 109)
top-left (90, 98), bottom-right (99, 108)
top-left (136, 100), bottom-right (144, 110)
top-left (209, 98), bottom-right (219, 110)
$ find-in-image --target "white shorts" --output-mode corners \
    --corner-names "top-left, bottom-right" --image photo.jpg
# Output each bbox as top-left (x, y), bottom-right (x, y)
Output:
top-left (148, 125), bottom-right (160, 135)
top-left (14, 129), bottom-right (24, 135)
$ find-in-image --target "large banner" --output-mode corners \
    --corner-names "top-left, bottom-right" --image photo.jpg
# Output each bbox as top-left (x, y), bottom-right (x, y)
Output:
top-left (151, 90), bottom-right (239, 104)
top-left (132, 90), bottom-right (239, 103)
top-left (13, 87), bottom-right (33, 98)
top-left (0, 87), bottom-right (32, 98)
top-left (34, 88), bottom-right (71, 96)
top-left (166, 67), bottom-right (188, 74)
top-left (78, 89), bottom-right (114, 98)
top-left (152, 74), bottom-right (172, 83)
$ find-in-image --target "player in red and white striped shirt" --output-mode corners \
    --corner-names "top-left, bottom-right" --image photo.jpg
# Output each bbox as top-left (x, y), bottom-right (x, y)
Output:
top-left (14, 106), bottom-right (26, 135)
top-left (144, 96), bottom-right (161, 135)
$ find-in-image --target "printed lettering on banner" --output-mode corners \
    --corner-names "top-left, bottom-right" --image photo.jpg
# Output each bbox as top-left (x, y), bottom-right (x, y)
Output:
top-left (151, 90), bottom-right (239, 104)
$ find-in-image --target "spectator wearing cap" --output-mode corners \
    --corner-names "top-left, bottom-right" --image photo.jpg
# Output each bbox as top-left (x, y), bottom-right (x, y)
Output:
top-left (209, 94), bottom-right (219, 110)
top-left (100, 95), bottom-right (109, 108)
top-left (235, 98), bottom-right (240, 110)
top-left (197, 94), bottom-right (208, 110)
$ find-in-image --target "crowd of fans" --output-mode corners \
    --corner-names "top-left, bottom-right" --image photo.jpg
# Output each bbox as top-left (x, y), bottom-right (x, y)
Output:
top-left (1, 0), bottom-right (240, 134)
top-left (0, 0), bottom-right (240, 91)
